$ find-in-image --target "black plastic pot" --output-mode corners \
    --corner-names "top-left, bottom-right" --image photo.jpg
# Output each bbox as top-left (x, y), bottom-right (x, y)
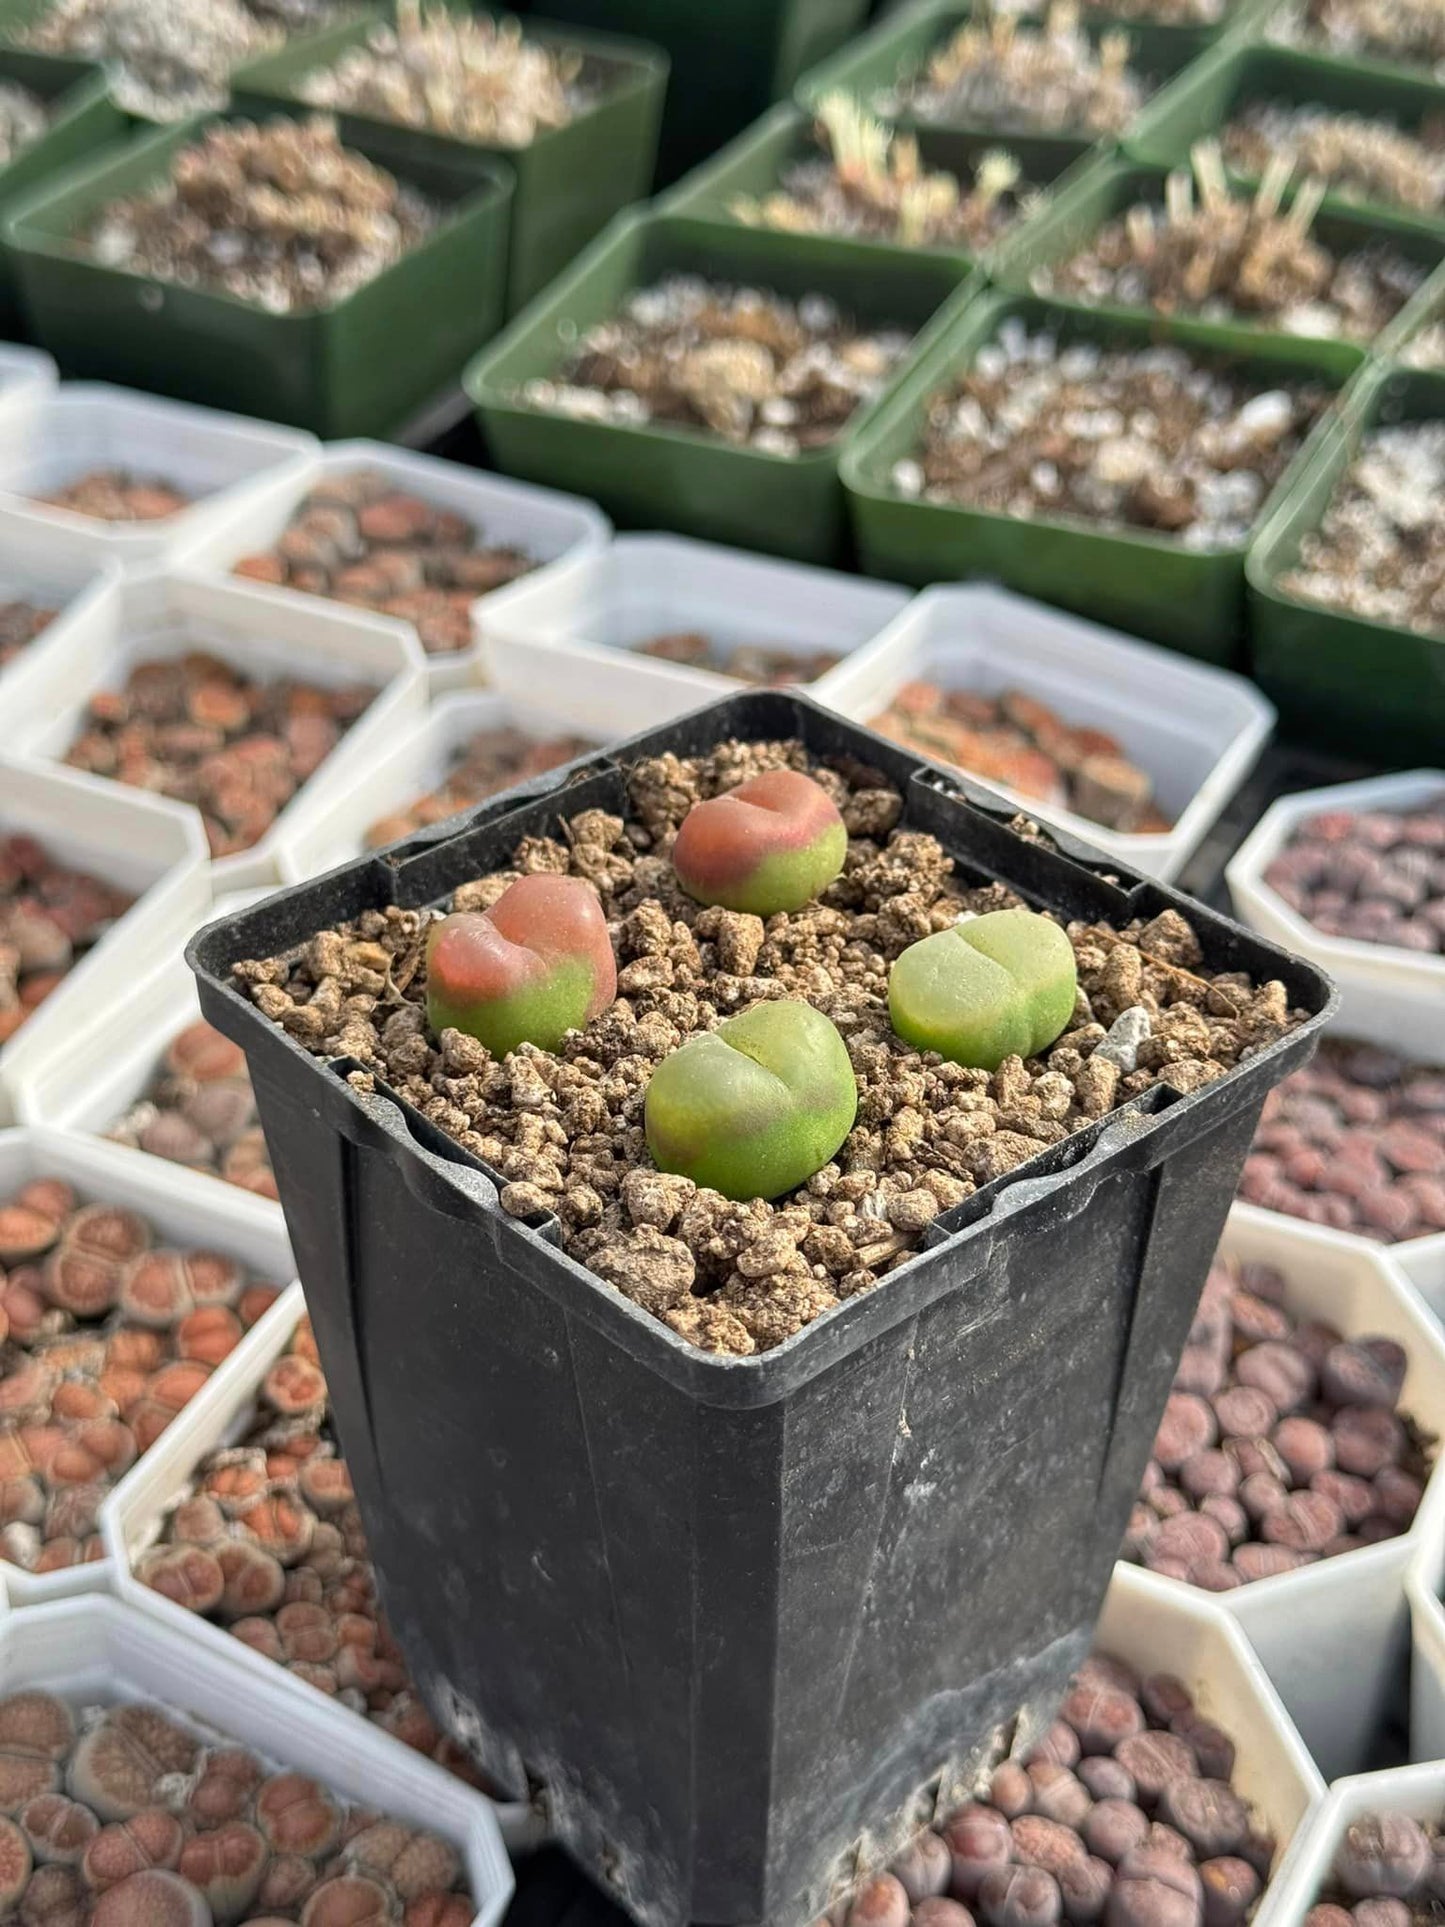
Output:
top-left (187, 690), bottom-right (1334, 1927)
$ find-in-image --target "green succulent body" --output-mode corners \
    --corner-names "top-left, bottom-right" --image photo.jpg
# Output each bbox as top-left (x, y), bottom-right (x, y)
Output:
top-left (427, 955), bottom-right (594, 1059)
top-left (645, 1000), bottom-right (858, 1202)
top-left (701, 822), bottom-right (849, 917)
top-left (888, 907), bottom-right (1078, 1070)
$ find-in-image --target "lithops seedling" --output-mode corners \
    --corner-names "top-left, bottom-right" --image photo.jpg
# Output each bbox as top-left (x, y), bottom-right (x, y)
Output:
top-left (672, 769), bottom-right (847, 916)
top-left (645, 1000), bottom-right (857, 1202)
top-left (426, 874), bottom-right (616, 1057)
top-left (889, 907), bottom-right (1078, 1071)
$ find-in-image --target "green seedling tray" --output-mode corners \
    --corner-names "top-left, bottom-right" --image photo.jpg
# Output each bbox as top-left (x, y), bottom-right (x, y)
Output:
top-left (659, 99), bottom-right (1077, 277)
top-left (2, 108), bottom-right (513, 437)
top-left (1248, 363), bottom-right (1445, 759)
top-left (0, 47), bottom-right (124, 334)
top-left (1126, 41), bottom-right (1445, 230)
top-left (992, 152), bottom-right (1445, 358)
top-left (796, 0), bottom-right (1214, 178)
top-left (1225, 0), bottom-right (1445, 88)
top-left (840, 286), bottom-right (1361, 665)
top-left (508, 0), bottom-right (870, 179)
top-left (464, 206), bottom-right (968, 566)
top-left (231, 3), bottom-right (666, 314)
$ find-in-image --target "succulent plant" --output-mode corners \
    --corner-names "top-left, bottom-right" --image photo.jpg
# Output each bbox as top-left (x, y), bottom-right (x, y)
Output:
top-left (671, 768), bottom-right (847, 916)
top-left (645, 1001), bottom-right (857, 1203)
top-left (888, 907), bottom-right (1077, 1070)
top-left (426, 875), bottom-right (616, 1056)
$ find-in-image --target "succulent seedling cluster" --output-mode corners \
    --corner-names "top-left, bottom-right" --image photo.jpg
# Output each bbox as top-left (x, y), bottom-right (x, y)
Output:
top-left (426, 764), bottom-right (1078, 1209)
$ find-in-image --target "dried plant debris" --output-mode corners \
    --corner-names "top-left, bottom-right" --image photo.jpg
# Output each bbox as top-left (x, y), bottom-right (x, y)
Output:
top-left (871, 682), bottom-right (1170, 832)
top-left (1, 835), bottom-right (132, 1047)
top-left (637, 632), bottom-right (843, 686)
top-left (63, 651), bottom-right (379, 860)
top-left (235, 737), bottom-right (1305, 1355)
top-left (365, 726), bottom-right (596, 846)
top-left (85, 116), bottom-right (438, 315)
top-left (1269, 0), bottom-right (1445, 74)
top-left (299, 0), bottom-right (592, 145)
top-left (519, 278), bottom-right (914, 455)
top-left (0, 600), bottom-right (57, 674)
top-left (1003, 0), bottom-right (1228, 20)
top-left (17, 0), bottom-right (346, 119)
top-left (108, 1018), bottom-right (278, 1199)
top-left (1223, 101), bottom-right (1445, 215)
top-left (891, 322), bottom-right (1328, 551)
top-left (880, 1), bottom-right (1147, 140)
top-left (139, 1315), bottom-right (494, 1792)
top-left (0, 81), bottom-right (47, 165)
top-left (1279, 423), bottom-right (1445, 637)
top-left (233, 467), bottom-right (537, 656)
top-left (0, 1174), bottom-right (283, 1572)
top-left (732, 93), bottom-right (1031, 250)
top-left (1037, 144), bottom-right (1429, 341)
top-left (33, 469), bottom-right (191, 524)
top-left (0, 1686), bottom-right (474, 1922)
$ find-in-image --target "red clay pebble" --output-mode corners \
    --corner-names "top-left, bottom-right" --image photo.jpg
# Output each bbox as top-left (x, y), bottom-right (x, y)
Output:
top-left (846, 1872), bottom-right (912, 1927)
top-left (1335, 1813), bottom-right (1431, 1899)
top-left (1265, 800), bottom-right (1445, 956)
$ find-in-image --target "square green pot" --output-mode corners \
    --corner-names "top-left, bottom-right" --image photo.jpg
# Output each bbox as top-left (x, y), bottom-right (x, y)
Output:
top-left (1248, 364), bottom-right (1445, 760)
top-left (508, 0), bottom-right (870, 179)
top-left (659, 99), bottom-right (1078, 277)
top-left (231, 3), bottom-right (666, 313)
top-left (840, 286), bottom-right (1361, 664)
top-left (2, 109), bottom-right (513, 437)
top-left (0, 48), bottom-right (124, 334)
top-left (464, 207), bottom-right (969, 565)
top-left (992, 152), bottom-right (1445, 357)
top-left (1126, 41), bottom-right (1445, 230)
top-left (1228, 0), bottom-right (1445, 86)
top-left (796, 0), bottom-right (1216, 178)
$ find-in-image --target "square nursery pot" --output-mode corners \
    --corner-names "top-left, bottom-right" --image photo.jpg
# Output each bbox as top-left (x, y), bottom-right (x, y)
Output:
top-left (991, 154), bottom-right (1445, 359)
top-left (795, 0), bottom-right (1217, 181)
top-left (839, 287), bottom-right (1362, 664)
top-left (464, 208), bottom-right (968, 566)
top-left (1125, 41), bottom-right (1445, 231)
top-left (1247, 362), bottom-right (1445, 763)
top-left (1, 109), bottom-right (515, 437)
top-left (509, 0), bottom-right (870, 180)
top-left (0, 47), bottom-right (125, 335)
top-left (186, 686), bottom-right (1334, 1927)
top-left (230, 2), bottom-right (668, 314)
top-left (660, 101), bottom-right (1072, 276)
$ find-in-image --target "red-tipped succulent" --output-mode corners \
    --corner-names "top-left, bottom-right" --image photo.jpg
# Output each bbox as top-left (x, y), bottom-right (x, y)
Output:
top-left (671, 768), bottom-right (847, 916)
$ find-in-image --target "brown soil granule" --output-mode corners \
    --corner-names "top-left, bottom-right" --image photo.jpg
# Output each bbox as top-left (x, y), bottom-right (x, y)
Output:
top-left (233, 739), bottom-right (1306, 1356)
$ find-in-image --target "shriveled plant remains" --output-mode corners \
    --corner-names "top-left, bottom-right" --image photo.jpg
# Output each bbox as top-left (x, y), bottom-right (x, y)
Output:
top-left (731, 92), bottom-right (1029, 250)
top-left (1037, 141), bottom-right (1429, 341)
top-left (1269, 0), bottom-right (1445, 74)
top-left (882, 2), bottom-right (1147, 139)
top-left (1224, 101), bottom-right (1445, 215)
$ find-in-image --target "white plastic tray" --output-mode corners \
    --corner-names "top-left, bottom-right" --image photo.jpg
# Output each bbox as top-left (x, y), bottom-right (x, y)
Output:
top-left (1135, 1202), bottom-right (1445, 1783)
top-left (0, 526), bottom-right (123, 706)
top-left (0, 1122), bottom-right (295, 1605)
top-left (480, 533), bottom-right (914, 725)
top-left (0, 343), bottom-right (56, 415)
top-left (277, 688), bottom-right (608, 884)
top-left (0, 383), bottom-right (316, 567)
top-left (103, 1282), bottom-right (542, 1848)
top-left (0, 756), bottom-right (209, 1125)
top-left (0, 1592), bottom-right (513, 1927)
top-left (1096, 1563), bottom-right (1323, 1866)
top-left (171, 438), bottom-right (612, 694)
top-left (1228, 770), bottom-right (1445, 1016)
top-left (814, 584), bottom-right (1277, 883)
top-left (3, 567), bottom-right (428, 889)
top-left (1255, 1762), bottom-right (1445, 1927)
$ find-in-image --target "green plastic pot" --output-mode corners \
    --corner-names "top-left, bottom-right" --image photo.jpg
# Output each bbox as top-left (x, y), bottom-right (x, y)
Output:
top-left (659, 100), bottom-right (1078, 277)
top-left (1225, 0), bottom-right (1445, 87)
top-left (796, 0), bottom-right (1215, 179)
top-left (992, 152), bottom-right (1445, 358)
top-left (231, 3), bottom-right (666, 313)
top-left (840, 286), bottom-right (1361, 665)
top-left (464, 207), bottom-right (969, 565)
top-left (0, 48), bottom-right (124, 334)
top-left (1248, 364), bottom-right (1445, 760)
top-left (508, 0), bottom-right (870, 180)
top-left (1126, 41), bottom-right (1445, 229)
top-left (2, 109), bottom-right (513, 436)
